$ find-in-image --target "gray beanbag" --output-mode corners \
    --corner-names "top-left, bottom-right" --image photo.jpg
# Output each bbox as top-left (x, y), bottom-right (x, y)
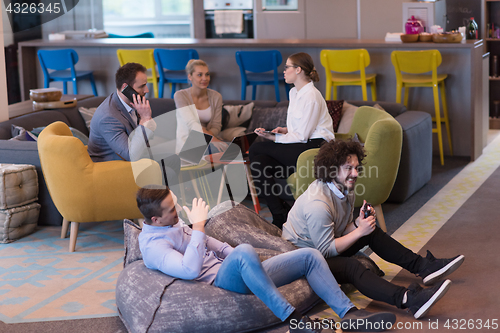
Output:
top-left (116, 201), bottom-right (321, 333)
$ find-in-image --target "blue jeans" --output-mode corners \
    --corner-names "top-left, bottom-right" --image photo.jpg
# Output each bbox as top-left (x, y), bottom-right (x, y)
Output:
top-left (213, 244), bottom-right (354, 321)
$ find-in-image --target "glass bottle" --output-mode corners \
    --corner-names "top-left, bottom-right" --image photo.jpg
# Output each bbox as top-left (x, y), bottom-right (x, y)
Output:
top-left (466, 17), bottom-right (478, 40)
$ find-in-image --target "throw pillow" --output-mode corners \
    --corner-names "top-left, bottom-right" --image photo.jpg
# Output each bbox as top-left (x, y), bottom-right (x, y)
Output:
top-left (221, 102), bottom-right (254, 131)
top-left (123, 219), bottom-right (143, 267)
top-left (78, 107), bottom-right (98, 130)
top-left (9, 125), bottom-right (27, 141)
top-left (373, 103), bottom-right (385, 111)
top-left (25, 131), bottom-right (38, 141)
top-left (352, 133), bottom-right (365, 147)
top-left (10, 124), bottom-right (25, 138)
top-left (337, 102), bottom-right (358, 134)
top-left (10, 125), bottom-right (37, 141)
top-left (325, 100), bottom-right (344, 132)
top-left (220, 126), bottom-right (247, 142)
top-left (31, 126), bottom-right (89, 145)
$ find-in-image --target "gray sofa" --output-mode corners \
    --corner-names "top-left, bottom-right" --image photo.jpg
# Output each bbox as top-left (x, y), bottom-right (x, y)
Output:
top-left (0, 96), bottom-right (431, 226)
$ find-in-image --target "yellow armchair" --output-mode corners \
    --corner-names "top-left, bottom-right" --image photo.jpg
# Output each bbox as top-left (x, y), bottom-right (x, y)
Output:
top-left (37, 122), bottom-right (162, 252)
top-left (287, 106), bottom-right (403, 232)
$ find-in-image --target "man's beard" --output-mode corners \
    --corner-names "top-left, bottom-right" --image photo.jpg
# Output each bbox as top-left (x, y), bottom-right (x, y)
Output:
top-left (345, 177), bottom-right (357, 190)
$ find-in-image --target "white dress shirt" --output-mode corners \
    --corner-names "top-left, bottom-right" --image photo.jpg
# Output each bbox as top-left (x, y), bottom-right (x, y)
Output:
top-left (275, 82), bottom-right (335, 144)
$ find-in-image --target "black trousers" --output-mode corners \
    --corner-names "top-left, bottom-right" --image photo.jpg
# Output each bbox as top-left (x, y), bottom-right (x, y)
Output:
top-left (326, 227), bottom-right (427, 308)
top-left (248, 138), bottom-right (325, 216)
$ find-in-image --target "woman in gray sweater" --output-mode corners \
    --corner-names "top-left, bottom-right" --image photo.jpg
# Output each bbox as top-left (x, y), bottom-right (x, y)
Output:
top-left (174, 59), bottom-right (223, 152)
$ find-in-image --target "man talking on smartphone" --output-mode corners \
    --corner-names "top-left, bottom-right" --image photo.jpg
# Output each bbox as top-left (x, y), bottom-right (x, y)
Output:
top-left (88, 62), bottom-right (157, 162)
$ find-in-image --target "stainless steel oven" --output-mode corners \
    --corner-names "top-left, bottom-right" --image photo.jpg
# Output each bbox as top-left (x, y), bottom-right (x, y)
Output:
top-left (204, 0), bottom-right (254, 39)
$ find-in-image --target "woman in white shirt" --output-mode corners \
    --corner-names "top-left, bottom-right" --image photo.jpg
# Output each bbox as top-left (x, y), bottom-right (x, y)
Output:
top-left (174, 59), bottom-right (223, 152)
top-left (249, 52), bottom-right (335, 228)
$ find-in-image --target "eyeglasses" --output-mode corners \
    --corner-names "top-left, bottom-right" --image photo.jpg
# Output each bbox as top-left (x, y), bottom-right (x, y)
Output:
top-left (284, 65), bottom-right (298, 70)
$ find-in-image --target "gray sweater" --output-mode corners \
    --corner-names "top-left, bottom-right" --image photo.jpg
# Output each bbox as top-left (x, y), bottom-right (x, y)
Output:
top-left (173, 87), bottom-right (223, 137)
top-left (282, 179), bottom-right (355, 257)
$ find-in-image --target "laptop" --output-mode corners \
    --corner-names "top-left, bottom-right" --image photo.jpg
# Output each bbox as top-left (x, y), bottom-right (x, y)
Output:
top-left (219, 132), bottom-right (258, 162)
top-left (178, 130), bottom-right (214, 167)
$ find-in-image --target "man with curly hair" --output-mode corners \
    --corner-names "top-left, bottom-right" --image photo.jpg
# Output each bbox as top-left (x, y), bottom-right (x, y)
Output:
top-left (282, 139), bottom-right (465, 319)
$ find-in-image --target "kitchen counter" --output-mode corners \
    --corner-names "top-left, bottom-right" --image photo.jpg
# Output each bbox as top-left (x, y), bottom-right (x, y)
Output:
top-left (18, 38), bottom-right (488, 160)
top-left (18, 37), bottom-right (482, 48)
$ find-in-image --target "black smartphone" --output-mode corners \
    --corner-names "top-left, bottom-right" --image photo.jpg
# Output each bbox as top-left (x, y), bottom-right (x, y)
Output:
top-left (364, 203), bottom-right (373, 218)
top-left (121, 84), bottom-right (140, 102)
top-left (262, 130), bottom-right (276, 135)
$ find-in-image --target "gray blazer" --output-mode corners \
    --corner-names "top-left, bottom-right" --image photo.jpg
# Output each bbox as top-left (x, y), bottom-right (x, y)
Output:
top-left (87, 93), bottom-right (137, 162)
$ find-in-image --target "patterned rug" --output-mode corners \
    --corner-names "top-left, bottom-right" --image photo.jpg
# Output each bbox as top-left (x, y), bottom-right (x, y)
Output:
top-left (0, 198), bottom-right (268, 325)
top-left (0, 221), bottom-right (125, 323)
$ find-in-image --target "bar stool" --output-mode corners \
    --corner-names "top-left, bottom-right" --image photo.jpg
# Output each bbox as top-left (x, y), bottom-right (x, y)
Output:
top-left (391, 50), bottom-right (452, 165)
top-left (320, 49), bottom-right (377, 101)
top-left (37, 49), bottom-right (98, 96)
top-left (117, 49), bottom-right (159, 98)
top-left (154, 49), bottom-right (199, 98)
top-left (235, 50), bottom-right (290, 102)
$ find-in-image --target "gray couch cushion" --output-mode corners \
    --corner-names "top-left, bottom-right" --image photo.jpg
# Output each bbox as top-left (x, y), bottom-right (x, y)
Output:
top-left (0, 111), bottom-right (71, 140)
top-left (347, 100), bottom-right (407, 117)
top-left (116, 201), bottom-right (320, 333)
top-left (0, 140), bottom-right (62, 226)
top-left (388, 111), bottom-right (432, 202)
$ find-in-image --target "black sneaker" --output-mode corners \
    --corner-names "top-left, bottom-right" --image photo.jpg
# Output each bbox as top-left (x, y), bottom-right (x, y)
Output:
top-left (289, 315), bottom-right (335, 333)
top-left (340, 309), bottom-right (396, 332)
top-left (405, 279), bottom-right (451, 319)
top-left (418, 250), bottom-right (465, 286)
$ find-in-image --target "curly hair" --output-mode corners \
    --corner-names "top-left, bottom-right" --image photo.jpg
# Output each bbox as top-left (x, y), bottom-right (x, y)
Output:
top-left (115, 62), bottom-right (147, 89)
top-left (314, 139), bottom-right (366, 183)
top-left (136, 186), bottom-right (171, 225)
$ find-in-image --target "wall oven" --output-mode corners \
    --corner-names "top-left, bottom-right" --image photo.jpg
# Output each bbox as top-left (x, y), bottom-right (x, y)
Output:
top-left (204, 0), bottom-right (254, 39)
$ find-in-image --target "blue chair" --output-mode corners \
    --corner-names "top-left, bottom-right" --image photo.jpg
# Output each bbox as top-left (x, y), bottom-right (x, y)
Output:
top-left (37, 49), bottom-right (98, 96)
top-left (108, 32), bottom-right (154, 38)
top-left (154, 49), bottom-right (199, 98)
top-left (235, 50), bottom-right (290, 102)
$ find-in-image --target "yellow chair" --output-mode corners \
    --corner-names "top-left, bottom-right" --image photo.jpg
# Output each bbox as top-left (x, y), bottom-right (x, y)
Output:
top-left (391, 50), bottom-right (452, 165)
top-left (117, 49), bottom-right (159, 98)
top-left (320, 49), bottom-right (377, 101)
top-left (37, 122), bottom-right (162, 252)
top-left (287, 106), bottom-right (403, 232)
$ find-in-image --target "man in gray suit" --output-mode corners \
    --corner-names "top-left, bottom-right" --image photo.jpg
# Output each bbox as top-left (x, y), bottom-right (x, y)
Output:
top-left (88, 62), bottom-right (156, 162)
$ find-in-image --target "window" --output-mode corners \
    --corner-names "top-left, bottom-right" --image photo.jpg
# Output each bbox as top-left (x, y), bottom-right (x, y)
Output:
top-left (103, 0), bottom-right (191, 38)
top-left (103, 0), bottom-right (190, 21)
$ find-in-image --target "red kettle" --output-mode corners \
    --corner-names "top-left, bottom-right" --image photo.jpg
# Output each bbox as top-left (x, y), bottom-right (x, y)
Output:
top-left (405, 16), bottom-right (424, 34)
